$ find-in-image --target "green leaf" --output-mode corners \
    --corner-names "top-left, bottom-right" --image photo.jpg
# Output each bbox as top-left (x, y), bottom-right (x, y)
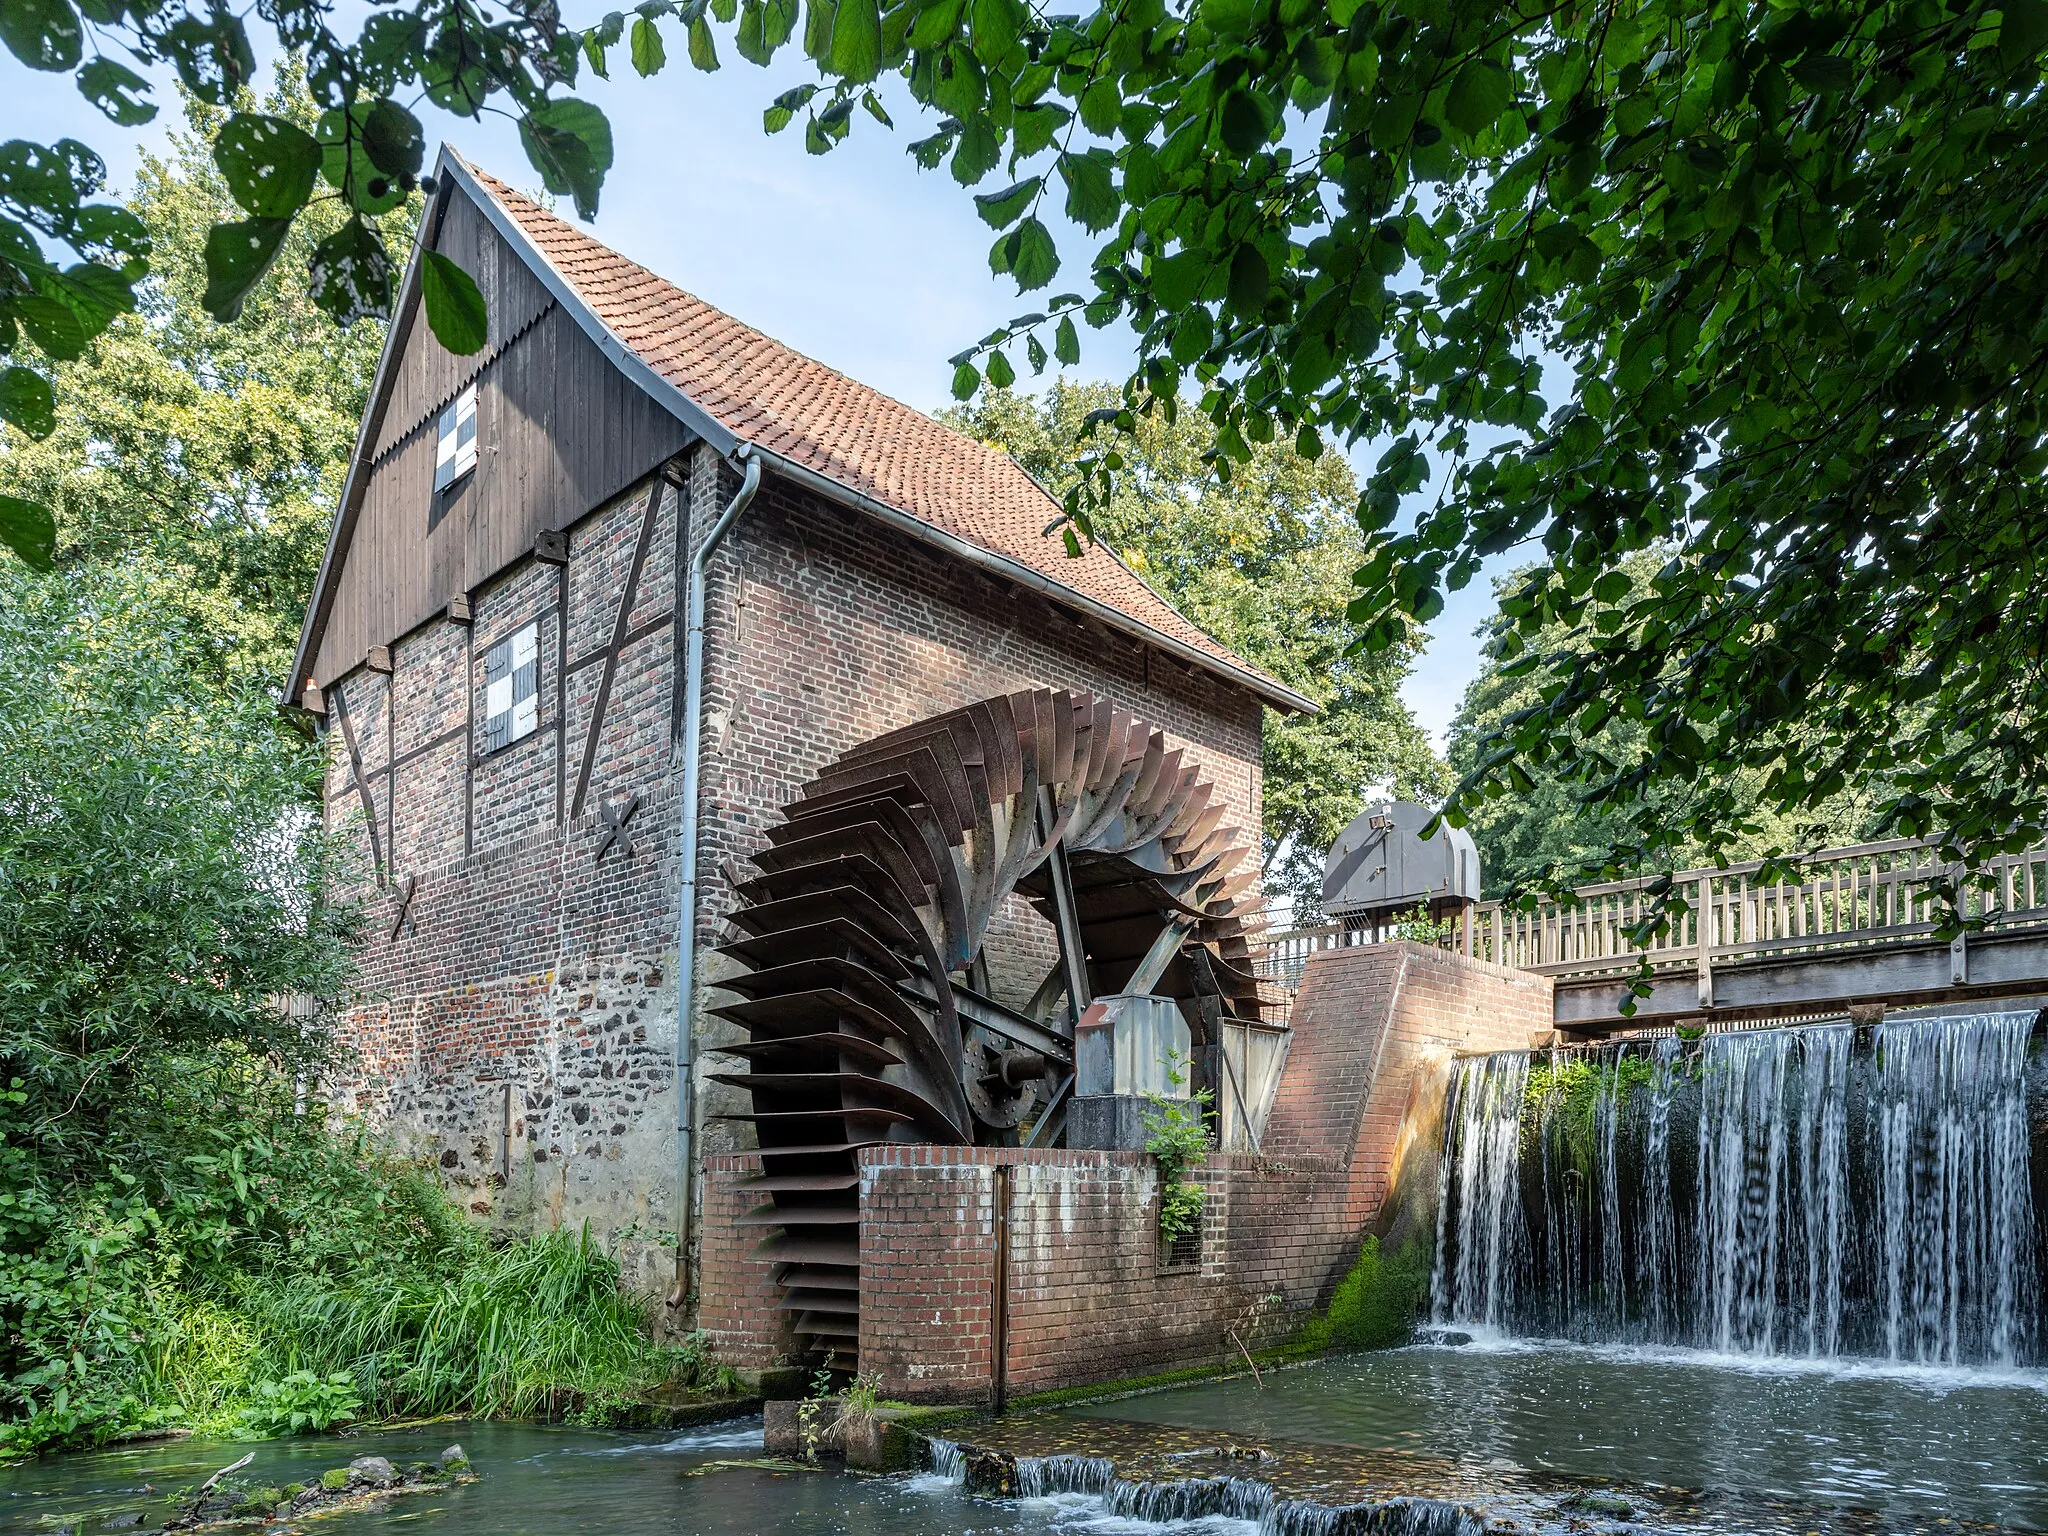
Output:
top-left (1227, 243), bottom-right (1269, 314)
top-left (0, 494), bottom-right (55, 571)
top-left (421, 251), bottom-right (488, 356)
top-left (1079, 78), bottom-right (1122, 136)
top-left (0, 366), bottom-right (56, 437)
top-left (689, 16), bottom-right (719, 70)
top-left (360, 100), bottom-right (425, 179)
top-left (973, 177), bottom-right (1037, 228)
top-left (986, 348), bottom-right (1016, 387)
top-left (830, 0), bottom-right (882, 82)
top-left (950, 115), bottom-right (1000, 184)
top-left (1219, 88), bottom-right (1273, 155)
top-left (75, 58), bottom-right (155, 125)
top-left (631, 14), bottom-right (666, 74)
top-left (1006, 216), bottom-right (1059, 290)
top-left (1200, 0), bottom-right (1254, 40)
top-left (2000, 0), bottom-right (2048, 69)
top-left (213, 114), bottom-right (319, 219)
top-left (315, 108), bottom-right (406, 215)
top-left (1789, 53), bottom-right (1852, 93)
top-left (163, 12), bottom-right (254, 105)
top-left (1054, 313), bottom-right (1079, 365)
top-left (1445, 58), bottom-right (1511, 137)
top-left (201, 216), bottom-right (291, 322)
top-left (519, 98), bottom-right (615, 220)
top-left (14, 293), bottom-right (88, 359)
top-left (970, 0), bottom-right (1019, 61)
top-left (306, 216), bottom-right (394, 327)
top-left (1058, 151), bottom-right (1117, 232)
top-left (1, 0), bottom-right (81, 72)
top-left (1150, 249), bottom-right (1206, 307)
top-left (951, 360), bottom-right (981, 399)
top-left (1591, 570), bottom-right (1632, 604)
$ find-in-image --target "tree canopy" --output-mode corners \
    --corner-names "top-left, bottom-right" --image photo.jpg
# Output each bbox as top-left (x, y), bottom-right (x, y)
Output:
top-left (0, 76), bottom-right (397, 691)
top-left (6, 0), bottom-right (2047, 885)
top-left (1448, 551), bottom-right (1876, 900)
top-left (948, 381), bottom-right (1443, 915)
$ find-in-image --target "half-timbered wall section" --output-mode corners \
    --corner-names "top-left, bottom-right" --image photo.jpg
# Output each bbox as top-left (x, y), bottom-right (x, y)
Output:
top-left (307, 192), bottom-right (691, 692)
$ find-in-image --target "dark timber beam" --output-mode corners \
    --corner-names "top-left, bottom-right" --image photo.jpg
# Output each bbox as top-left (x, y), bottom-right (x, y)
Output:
top-left (1553, 926), bottom-right (2048, 1033)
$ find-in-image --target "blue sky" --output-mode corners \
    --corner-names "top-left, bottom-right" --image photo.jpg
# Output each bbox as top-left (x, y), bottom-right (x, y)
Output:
top-left (4, 37), bottom-right (1506, 750)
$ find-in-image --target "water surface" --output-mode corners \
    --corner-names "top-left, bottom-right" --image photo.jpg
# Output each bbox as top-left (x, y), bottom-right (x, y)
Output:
top-left (1085, 1339), bottom-right (2048, 1529)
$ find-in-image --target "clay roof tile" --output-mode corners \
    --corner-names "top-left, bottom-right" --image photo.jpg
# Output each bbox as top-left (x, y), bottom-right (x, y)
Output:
top-left (455, 160), bottom-right (1308, 712)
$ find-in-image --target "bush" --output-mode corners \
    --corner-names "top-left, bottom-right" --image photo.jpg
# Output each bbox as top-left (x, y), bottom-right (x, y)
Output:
top-left (235, 1371), bottom-right (363, 1438)
top-left (1142, 1051), bottom-right (1214, 1245)
top-left (0, 575), bottom-right (694, 1455)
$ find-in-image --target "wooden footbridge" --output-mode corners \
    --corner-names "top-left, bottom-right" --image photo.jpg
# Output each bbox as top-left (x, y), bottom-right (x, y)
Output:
top-left (1261, 839), bottom-right (2048, 1034)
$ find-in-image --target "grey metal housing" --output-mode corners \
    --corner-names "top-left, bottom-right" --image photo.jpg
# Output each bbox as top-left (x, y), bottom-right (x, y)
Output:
top-left (1323, 801), bottom-right (1482, 922)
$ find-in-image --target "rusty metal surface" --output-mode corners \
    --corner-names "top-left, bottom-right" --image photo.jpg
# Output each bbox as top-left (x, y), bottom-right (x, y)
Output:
top-left (713, 689), bottom-right (1276, 1365)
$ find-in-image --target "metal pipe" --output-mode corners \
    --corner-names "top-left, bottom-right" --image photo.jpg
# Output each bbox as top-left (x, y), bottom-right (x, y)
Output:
top-left (669, 446), bottom-right (764, 1308)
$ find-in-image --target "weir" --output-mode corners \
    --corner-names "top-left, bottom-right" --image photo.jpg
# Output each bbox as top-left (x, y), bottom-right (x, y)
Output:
top-left (1431, 1008), bottom-right (2044, 1367)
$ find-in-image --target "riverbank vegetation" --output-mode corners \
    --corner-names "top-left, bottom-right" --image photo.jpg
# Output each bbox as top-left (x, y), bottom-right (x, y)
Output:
top-left (0, 107), bottom-right (703, 1459)
top-left (0, 573), bottom-right (701, 1460)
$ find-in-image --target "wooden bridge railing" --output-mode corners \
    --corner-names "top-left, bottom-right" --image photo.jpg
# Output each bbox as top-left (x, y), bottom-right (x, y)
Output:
top-left (1254, 838), bottom-right (2048, 1003)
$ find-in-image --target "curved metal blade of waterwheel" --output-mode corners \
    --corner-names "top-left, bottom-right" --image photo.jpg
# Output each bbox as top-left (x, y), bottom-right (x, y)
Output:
top-left (714, 691), bottom-right (1275, 1365)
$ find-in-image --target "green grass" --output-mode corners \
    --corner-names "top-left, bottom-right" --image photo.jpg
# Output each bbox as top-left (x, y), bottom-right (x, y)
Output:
top-left (225, 1225), bottom-right (671, 1423)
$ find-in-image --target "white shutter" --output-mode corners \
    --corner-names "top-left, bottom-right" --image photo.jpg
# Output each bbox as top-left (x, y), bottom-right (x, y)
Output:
top-left (481, 623), bottom-right (538, 752)
top-left (434, 383), bottom-right (480, 491)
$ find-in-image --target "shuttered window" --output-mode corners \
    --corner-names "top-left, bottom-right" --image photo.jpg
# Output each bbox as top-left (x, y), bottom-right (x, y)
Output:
top-left (483, 622), bottom-right (538, 752)
top-left (434, 383), bottom-right (478, 491)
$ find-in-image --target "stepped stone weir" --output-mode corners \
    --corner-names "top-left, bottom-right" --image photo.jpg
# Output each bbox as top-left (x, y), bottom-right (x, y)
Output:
top-left (1431, 1009), bottom-right (2043, 1367)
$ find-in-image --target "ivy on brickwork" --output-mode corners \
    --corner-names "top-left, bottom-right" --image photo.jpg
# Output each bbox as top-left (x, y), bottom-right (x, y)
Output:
top-left (1142, 1052), bottom-right (1213, 1246)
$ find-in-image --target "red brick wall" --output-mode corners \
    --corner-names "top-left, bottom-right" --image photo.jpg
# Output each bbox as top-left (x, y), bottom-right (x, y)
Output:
top-left (697, 1154), bottom-right (795, 1368)
top-left (703, 946), bottom-right (1554, 1401)
top-left (318, 434), bottom-right (1272, 1315)
top-left (1266, 942), bottom-right (1553, 1234)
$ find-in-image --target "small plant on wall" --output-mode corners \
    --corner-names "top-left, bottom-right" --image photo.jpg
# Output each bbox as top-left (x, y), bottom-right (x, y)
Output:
top-left (1143, 1051), bottom-right (1214, 1248)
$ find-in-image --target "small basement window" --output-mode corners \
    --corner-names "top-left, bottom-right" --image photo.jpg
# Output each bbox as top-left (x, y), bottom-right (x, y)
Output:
top-left (483, 622), bottom-right (538, 752)
top-left (434, 383), bottom-right (478, 491)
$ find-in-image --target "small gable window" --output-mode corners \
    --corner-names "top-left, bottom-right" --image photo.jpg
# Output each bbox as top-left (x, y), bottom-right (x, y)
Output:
top-left (435, 383), bottom-right (479, 491)
top-left (483, 622), bottom-right (538, 752)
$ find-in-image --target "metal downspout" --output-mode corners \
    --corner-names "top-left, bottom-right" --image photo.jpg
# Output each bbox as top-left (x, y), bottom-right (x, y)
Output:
top-left (669, 445), bottom-right (763, 1308)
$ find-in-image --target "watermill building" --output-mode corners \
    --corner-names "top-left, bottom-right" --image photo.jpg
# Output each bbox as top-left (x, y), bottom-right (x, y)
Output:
top-left (291, 148), bottom-right (1545, 1394)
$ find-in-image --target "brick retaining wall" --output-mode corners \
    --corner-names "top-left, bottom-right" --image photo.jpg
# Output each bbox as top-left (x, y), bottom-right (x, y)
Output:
top-left (698, 942), bottom-right (1554, 1399)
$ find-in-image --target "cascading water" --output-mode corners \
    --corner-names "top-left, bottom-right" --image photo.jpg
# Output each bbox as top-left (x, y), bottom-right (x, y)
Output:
top-left (1007, 1451), bottom-right (1486, 1535)
top-left (1431, 1009), bottom-right (2043, 1366)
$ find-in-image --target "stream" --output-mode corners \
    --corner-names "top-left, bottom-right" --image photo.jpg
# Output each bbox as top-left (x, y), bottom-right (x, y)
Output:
top-left (8, 1339), bottom-right (2048, 1536)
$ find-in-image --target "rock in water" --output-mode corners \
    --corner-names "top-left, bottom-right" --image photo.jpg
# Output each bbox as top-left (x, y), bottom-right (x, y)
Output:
top-left (347, 1456), bottom-right (397, 1486)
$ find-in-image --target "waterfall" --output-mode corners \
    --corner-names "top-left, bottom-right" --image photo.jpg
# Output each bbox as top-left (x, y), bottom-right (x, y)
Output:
top-left (1008, 1450), bottom-right (1486, 1534)
top-left (1432, 1009), bottom-right (2042, 1366)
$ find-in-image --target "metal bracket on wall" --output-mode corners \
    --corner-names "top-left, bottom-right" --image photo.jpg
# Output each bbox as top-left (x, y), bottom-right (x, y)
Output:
top-left (594, 793), bottom-right (641, 864)
top-left (388, 873), bottom-right (418, 942)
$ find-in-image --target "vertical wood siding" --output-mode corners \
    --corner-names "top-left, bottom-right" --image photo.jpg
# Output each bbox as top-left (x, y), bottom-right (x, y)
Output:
top-left (313, 201), bottom-right (692, 689)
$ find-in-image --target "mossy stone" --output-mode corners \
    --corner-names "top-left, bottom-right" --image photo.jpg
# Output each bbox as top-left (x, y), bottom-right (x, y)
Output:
top-left (319, 1469), bottom-right (350, 1491)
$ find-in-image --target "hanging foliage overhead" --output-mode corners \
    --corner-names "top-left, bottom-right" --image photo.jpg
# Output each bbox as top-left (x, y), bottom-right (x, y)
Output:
top-left (4, 0), bottom-right (2046, 902)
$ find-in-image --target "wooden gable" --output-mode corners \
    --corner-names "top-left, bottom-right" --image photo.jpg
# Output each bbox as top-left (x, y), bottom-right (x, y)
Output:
top-left (308, 188), bottom-right (693, 691)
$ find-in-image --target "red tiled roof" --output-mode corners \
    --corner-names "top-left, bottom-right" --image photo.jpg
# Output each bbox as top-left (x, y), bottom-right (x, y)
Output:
top-left (456, 160), bottom-right (1306, 711)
